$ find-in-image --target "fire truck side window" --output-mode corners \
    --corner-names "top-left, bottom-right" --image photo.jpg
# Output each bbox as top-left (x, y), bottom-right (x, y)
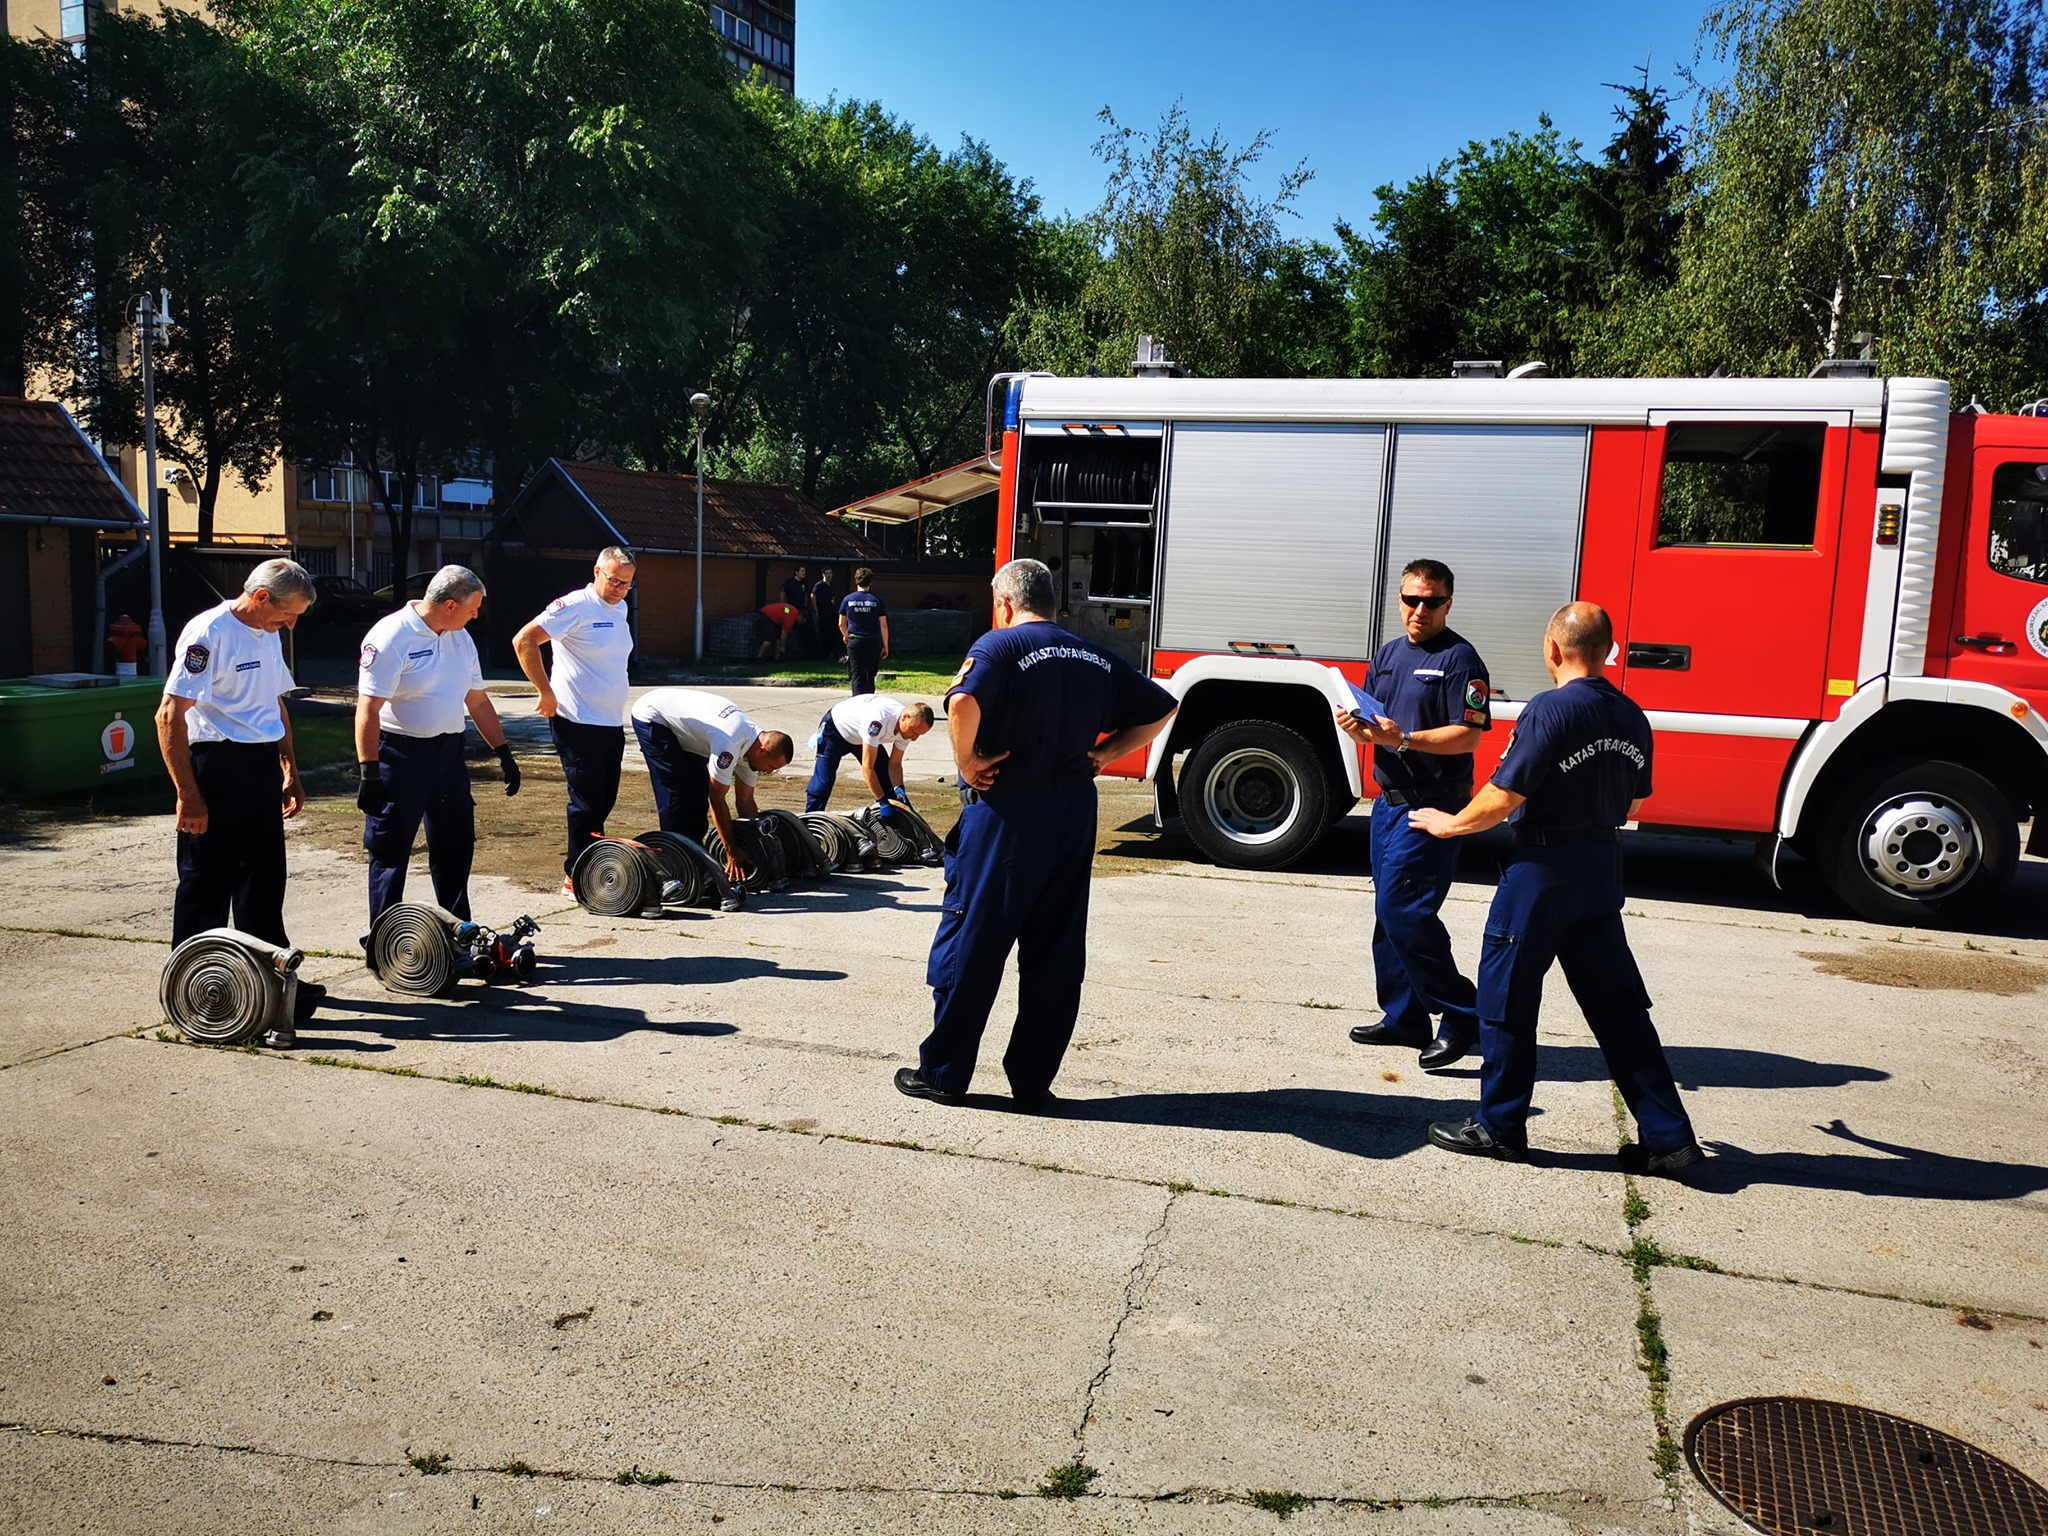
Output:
top-left (1654, 423), bottom-right (1826, 548)
top-left (1988, 462), bottom-right (2048, 584)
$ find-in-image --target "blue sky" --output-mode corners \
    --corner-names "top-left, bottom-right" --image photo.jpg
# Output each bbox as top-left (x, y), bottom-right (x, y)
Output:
top-left (800, 2), bottom-right (1719, 242)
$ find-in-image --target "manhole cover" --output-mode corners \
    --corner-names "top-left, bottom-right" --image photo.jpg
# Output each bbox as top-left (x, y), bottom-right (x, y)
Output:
top-left (1686, 1397), bottom-right (2048, 1536)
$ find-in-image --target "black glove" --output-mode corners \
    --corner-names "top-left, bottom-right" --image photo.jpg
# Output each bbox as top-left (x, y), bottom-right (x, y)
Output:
top-left (496, 743), bottom-right (521, 797)
top-left (356, 760), bottom-right (387, 815)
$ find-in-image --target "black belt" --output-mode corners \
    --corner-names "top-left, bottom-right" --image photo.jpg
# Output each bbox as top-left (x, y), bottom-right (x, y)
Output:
top-left (1513, 826), bottom-right (1619, 845)
top-left (1379, 787), bottom-right (1469, 810)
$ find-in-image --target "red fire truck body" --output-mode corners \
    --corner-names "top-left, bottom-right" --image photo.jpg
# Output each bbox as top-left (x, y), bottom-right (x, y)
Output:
top-left (985, 371), bottom-right (2048, 925)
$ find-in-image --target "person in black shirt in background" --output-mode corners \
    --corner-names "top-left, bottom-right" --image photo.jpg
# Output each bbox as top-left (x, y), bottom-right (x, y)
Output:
top-left (780, 566), bottom-right (812, 655)
top-left (809, 567), bottom-right (837, 660)
top-left (1406, 602), bottom-right (1703, 1177)
top-left (895, 558), bottom-right (1176, 1111)
top-left (839, 567), bottom-right (890, 694)
top-left (1338, 558), bottom-right (1491, 1072)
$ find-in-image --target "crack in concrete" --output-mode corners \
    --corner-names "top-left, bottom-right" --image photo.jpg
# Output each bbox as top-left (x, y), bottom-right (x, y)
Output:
top-left (1074, 1187), bottom-right (1179, 1453)
top-left (6, 1420), bottom-right (1621, 1513)
top-left (0, 1026), bottom-right (147, 1073)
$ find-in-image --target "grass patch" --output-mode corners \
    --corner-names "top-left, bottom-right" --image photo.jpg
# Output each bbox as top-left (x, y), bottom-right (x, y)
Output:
top-left (450, 1073), bottom-right (549, 1095)
top-left (1622, 1178), bottom-right (1682, 1484)
top-left (995, 1489), bottom-right (1019, 1499)
top-left (656, 650), bottom-right (964, 697)
top-left (495, 1460), bottom-right (539, 1477)
top-left (613, 1465), bottom-right (674, 1486)
top-left (289, 711), bottom-right (359, 772)
top-left (1247, 1488), bottom-right (1312, 1518)
top-left (1037, 1460), bottom-right (1099, 1500)
top-left (407, 1450), bottom-right (452, 1475)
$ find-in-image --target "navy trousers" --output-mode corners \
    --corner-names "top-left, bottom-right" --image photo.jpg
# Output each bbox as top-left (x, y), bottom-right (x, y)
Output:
top-left (804, 711), bottom-right (858, 811)
top-left (1474, 842), bottom-right (1695, 1152)
top-left (364, 731), bottom-right (474, 924)
top-left (551, 717), bottom-right (625, 875)
top-left (634, 718), bottom-right (711, 843)
top-left (847, 635), bottom-right (882, 695)
top-left (920, 782), bottom-right (1096, 1097)
top-left (174, 740), bottom-right (289, 947)
top-left (1369, 794), bottom-right (1479, 1041)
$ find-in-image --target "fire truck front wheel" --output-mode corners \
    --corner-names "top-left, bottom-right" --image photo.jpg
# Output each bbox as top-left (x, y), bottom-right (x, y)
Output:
top-left (1821, 760), bottom-right (2019, 925)
top-left (1180, 722), bottom-right (1332, 869)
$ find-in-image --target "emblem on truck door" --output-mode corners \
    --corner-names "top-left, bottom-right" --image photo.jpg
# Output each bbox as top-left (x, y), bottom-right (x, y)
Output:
top-left (2030, 596), bottom-right (2048, 659)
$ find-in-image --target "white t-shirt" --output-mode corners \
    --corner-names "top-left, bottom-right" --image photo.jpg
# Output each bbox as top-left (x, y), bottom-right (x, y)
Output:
top-left (828, 694), bottom-right (906, 755)
top-left (631, 688), bottom-right (759, 787)
top-left (358, 604), bottom-right (484, 739)
top-left (532, 585), bottom-right (633, 727)
top-left (162, 600), bottom-right (295, 745)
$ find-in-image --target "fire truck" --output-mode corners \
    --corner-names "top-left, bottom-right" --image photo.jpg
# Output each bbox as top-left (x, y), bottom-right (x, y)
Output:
top-left (981, 362), bottom-right (2048, 927)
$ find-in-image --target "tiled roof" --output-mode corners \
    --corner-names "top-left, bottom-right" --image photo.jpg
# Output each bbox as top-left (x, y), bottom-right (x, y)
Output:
top-left (0, 397), bottom-right (146, 529)
top-left (551, 460), bottom-right (888, 561)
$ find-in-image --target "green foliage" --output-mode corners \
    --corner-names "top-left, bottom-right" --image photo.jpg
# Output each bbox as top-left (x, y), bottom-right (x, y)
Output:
top-left (1594, 0), bottom-right (2048, 405)
top-left (1037, 1460), bottom-right (1099, 1499)
top-left (1247, 1488), bottom-right (1312, 1518)
top-left (407, 1450), bottom-right (452, 1475)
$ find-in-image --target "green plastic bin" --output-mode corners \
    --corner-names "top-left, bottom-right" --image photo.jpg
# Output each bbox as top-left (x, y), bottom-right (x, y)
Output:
top-left (0, 676), bottom-right (167, 794)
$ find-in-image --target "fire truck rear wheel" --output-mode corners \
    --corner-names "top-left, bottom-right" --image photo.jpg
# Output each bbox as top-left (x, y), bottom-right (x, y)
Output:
top-left (1821, 760), bottom-right (2018, 926)
top-left (1180, 722), bottom-right (1331, 870)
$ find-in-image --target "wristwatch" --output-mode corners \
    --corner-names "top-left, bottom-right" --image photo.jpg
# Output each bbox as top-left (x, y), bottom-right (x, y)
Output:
top-left (1394, 730), bottom-right (1411, 753)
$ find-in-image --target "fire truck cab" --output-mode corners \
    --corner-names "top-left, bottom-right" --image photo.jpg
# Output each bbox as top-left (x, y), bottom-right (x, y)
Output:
top-left (985, 367), bottom-right (2048, 928)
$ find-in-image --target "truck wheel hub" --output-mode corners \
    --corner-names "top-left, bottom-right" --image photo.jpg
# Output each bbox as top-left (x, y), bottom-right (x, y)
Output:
top-left (1860, 795), bottom-right (1977, 896)
top-left (1204, 748), bottom-right (1301, 844)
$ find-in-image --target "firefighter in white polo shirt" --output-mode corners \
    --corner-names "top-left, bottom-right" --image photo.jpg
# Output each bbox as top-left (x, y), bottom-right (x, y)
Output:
top-left (511, 545), bottom-right (637, 893)
top-left (156, 557), bottom-right (324, 1044)
top-left (802, 693), bottom-right (935, 813)
top-left (628, 688), bottom-right (793, 884)
top-left (356, 566), bottom-right (519, 924)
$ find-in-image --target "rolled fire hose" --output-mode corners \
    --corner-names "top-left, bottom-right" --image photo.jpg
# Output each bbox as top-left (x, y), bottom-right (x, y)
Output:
top-left (703, 819), bottom-right (785, 894)
top-left (160, 928), bottom-right (302, 1044)
top-left (856, 803), bottom-right (942, 865)
top-left (757, 808), bottom-right (825, 880)
top-left (633, 830), bottom-right (739, 910)
top-left (796, 812), bottom-right (847, 873)
top-left (803, 812), bottom-right (877, 870)
top-left (571, 838), bottom-right (667, 918)
top-left (364, 902), bottom-right (464, 996)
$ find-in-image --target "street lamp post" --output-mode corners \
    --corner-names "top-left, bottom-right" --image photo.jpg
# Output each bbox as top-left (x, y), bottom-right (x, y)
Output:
top-left (134, 289), bottom-right (173, 675)
top-left (690, 391), bottom-right (710, 662)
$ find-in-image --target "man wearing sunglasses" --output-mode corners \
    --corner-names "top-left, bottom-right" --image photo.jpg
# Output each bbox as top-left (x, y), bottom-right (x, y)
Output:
top-left (1337, 558), bottom-right (1492, 1072)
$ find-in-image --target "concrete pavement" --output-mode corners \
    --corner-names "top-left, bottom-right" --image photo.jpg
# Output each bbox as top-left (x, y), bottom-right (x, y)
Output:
top-left (2, 686), bottom-right (2045, 1533)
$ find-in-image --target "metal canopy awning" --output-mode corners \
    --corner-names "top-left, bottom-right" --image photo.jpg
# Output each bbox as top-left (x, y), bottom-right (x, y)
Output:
top-left (831, 457), bottom-right (999, 525)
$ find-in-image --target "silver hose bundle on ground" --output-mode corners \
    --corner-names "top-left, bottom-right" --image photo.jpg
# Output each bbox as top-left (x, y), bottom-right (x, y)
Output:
top-left (364, 903), bottom-right (464, 996)
top-left (571, 838), bottom-right (667, 918)
top-left (702, 818), bottom-right (787, 893)
top-left (632, 831), bottom-right (741, 911)
top-left (160, 929), bottom-right (303, 1044)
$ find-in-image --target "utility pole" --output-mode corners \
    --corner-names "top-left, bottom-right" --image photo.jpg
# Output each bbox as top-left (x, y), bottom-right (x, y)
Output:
top-left (134, 289), bottom-right (172, 675)
top-left (690, 391), bottom-right (710, 662)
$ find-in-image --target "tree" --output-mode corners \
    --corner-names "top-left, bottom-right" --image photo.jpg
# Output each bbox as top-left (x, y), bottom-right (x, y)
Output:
top-left (1341, 119), bottom-right (1596, 378)
top-left (1598, 0), bottom-right (2048, 402)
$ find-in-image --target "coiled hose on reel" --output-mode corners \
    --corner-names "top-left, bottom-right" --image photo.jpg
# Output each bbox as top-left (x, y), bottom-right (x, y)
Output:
top-left (160, 928), bottom-right (302, 1044)
top-left (364, 903), bottom-right (464, 996)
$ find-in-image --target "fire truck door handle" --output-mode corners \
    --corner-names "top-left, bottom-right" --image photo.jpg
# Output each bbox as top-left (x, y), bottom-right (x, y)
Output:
top-left (1626, 642), bottom-right (1691, 671)
top-left (1954, 634), bottom-right (2017, 655)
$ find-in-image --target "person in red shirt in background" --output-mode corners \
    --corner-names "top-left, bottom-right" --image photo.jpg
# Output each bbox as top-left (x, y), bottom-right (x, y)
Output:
top-left (756, 599), bottom-right (801, 659)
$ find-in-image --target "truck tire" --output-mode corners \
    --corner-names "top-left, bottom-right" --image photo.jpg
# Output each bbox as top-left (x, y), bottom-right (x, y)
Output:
top-left (1180, 721), bottom-right (1332, 870)
top-left (1819, 760), bottom-right (2019, 926)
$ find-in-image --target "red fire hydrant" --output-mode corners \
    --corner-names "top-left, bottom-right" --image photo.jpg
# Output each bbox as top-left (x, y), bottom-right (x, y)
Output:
top-left (107, 614), bottom-right (147, 676)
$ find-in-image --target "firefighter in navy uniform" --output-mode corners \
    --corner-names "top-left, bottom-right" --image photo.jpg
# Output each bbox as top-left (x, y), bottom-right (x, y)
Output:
top-left (896, 558), bottom-right (1176, 1110)
top-left (156, 558), bottom-right (324, 1046)
top-left (1407, 602), bottom-right (1704, 1177)
top-left (1338, 558), bottom-right (1491, 1071)
top-left (355, 566), bottom-right (520, 926)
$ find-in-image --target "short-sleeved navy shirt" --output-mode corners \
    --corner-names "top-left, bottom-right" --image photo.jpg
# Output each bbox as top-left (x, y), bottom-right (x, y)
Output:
top-left (1365, 628), bottom-right (1491, 809)
top-left (1491, 676), bottom-right (1653, 830)
top-left (810, 577), bottom-right (834, 615)
top-left (947, 620), bottom-right (1175, 804)
top-left (840, 589), bottom-right (887, 639)
top-left (780, 576), bottom-right (809, 611)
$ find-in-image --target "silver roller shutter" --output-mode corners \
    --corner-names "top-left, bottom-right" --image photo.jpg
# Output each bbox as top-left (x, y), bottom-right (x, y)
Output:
top-left (1377, 425), bottom-right (1588, 703)
top-left (1156, 423), bottom-right (1387, 659)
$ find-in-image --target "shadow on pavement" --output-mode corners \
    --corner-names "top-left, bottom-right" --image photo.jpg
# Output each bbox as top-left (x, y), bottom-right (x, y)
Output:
top-left (300, 989), bottom-right (743, 1046)
top-left (540, 953), bottom-right (848, 986)
top-left (1694, 1118), bottom-right (2048, 1203)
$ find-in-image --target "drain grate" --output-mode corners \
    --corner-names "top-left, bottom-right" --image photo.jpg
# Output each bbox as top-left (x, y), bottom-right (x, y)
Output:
top-left (1686, 1397), bottom-right (2048, 1536)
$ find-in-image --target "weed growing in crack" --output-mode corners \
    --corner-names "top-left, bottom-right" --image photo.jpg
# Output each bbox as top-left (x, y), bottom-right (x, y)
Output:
top-left (1247, 1488), bottom-right (1311, 1518)
top-left (1038, 1461), bottom-right (1098, 1499)
top-left (613, 1465), bottom-right (673, 1486)
top-left (1165, 1180), bottom-right (1193, 1194)
top-left (1622, 1183), bottom-right (1651, 1228)
top-left (408, 1450), bottom-right (452, 1475)
top-left (451, 1074), bottom-right (548, 1095)
top-left (496, 1460), bottom-right (538, 1477)
top-left (996, 1489), bottom-right (1019, 1499)
top-left (1622, 1179), bottom-right (1681, 1484)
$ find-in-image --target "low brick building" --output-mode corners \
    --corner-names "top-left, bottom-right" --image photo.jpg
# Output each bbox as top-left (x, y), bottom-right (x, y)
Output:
top-left (489, 459), bottom-right (890, 663)
top-left (0, 398), bottom-right (149, 676)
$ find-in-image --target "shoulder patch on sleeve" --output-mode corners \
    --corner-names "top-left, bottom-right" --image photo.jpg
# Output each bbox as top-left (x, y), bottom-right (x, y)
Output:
top-left (358, 642), bottom-right (379, 670)
top-left (546, 597), bottom-right (566, 613)
top-left (949, 656), bottom-right (975, 687)
top-left (866, 719), bottom-right (883, 737)
top-left (1464, 680), bottom-right (1486, 711)
top-left (182, 643), bottom-right (210, 675)
top-left (716, 751), bottom-right (734, 770)
top-left (1463, 708), bottom-right (1488, 725)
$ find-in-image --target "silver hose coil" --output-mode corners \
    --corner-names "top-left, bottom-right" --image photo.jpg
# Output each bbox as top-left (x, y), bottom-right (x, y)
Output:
top-left (160, 929), bottom-right (298, 1044)
top-left (366, 903), bottom-right (461, 996)
top-left (571, 838), bottom-right (662, 917)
